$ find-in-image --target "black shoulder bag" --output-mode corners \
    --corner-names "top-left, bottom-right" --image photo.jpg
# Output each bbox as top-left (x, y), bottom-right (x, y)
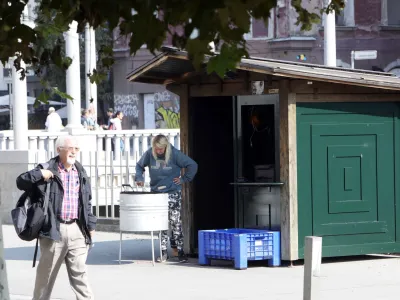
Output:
top-left (11, 179), bottom-right (51, 267)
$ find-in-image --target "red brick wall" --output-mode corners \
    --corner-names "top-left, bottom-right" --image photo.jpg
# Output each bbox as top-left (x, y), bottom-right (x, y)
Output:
top-left (355, 0), bottom-right (381, 25)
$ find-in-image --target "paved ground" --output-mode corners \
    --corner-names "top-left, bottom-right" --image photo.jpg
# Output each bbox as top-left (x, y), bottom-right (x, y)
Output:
top-left (3, 224), bottom-right (400, 300)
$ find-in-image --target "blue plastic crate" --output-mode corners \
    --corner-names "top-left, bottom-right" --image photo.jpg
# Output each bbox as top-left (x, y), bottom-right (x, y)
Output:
top-left (198, 229), bottom-right (281, 269)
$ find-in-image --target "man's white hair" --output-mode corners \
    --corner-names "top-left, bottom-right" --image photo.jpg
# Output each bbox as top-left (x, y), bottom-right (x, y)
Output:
top-left (55, 135), bottom-right (79, 151)
top-left (152, 134), bottom-right (171, 164)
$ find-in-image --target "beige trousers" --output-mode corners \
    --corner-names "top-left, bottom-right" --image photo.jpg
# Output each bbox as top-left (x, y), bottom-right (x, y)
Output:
top-left (33, 222), bottom-right (93, 300)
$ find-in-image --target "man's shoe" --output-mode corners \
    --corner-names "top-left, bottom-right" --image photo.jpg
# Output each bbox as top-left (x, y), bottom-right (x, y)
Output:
top-left (178, 250), bottom-right (188, 263)
top-left (157, 250), bottom-right (169, 263)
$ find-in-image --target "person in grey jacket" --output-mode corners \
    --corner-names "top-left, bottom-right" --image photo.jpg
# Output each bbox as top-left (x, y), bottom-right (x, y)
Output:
top-left (16, 135), bottom-right (96, 300)
top-left (135, 134), bottom-right (198, 263)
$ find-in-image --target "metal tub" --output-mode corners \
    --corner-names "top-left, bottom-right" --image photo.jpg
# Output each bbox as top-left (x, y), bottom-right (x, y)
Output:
top-left (119, 191), bottom-right (169, 232)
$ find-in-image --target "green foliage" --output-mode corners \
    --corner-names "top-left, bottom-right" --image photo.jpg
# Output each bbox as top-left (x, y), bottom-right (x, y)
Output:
top-left (0, 0), bottom-right (345, 104)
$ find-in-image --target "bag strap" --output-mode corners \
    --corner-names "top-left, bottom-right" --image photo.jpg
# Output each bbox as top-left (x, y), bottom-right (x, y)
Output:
top-left (32, 181), bottom-right (51, 268)
top-left (43, 181), bottom-right (51, 217)
top-left (32, 238), bottom-right (39, 268)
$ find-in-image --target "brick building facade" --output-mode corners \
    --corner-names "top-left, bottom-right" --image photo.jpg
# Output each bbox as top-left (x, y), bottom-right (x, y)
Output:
top-left (113, 0), bottom-right (400, 129)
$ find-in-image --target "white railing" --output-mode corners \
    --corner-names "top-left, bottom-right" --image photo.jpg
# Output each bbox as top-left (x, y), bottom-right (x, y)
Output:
top-left (0, 129), bottom-right (180, 159)
top-left (2, 128), bottom-right (180, 220)
top-left (27, 150), bottom-right (151, 220)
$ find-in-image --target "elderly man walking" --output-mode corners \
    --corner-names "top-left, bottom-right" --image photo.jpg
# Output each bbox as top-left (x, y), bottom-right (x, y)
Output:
top-left (16, 135), bottom-right (97, 300)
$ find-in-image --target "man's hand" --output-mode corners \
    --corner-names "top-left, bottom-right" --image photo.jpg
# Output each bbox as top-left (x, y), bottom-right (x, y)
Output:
top-left (41, 169), bottom-right (54, 181)
top-left (136, 181), bottom-right (144, 187)
top-left (173, 177), bottom-right (181, 185)
top-left (90, 230), bottom-right (95, 237)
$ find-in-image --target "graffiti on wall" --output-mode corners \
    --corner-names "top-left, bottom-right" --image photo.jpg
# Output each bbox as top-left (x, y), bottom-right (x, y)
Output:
top-left (114, 94), bottom-right (139, 128)
top-left (154, 91), bottom-right (180, 129)
top-left (114, 94), bottom-right (139, 118)
top-left (156, 106), bottom-right (180, 128)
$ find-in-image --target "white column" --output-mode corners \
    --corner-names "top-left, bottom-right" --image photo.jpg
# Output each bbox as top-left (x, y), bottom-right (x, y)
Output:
top-left (124, 134), bottom-right (132, 157)
top-left (114, 135), bottom-right (122, 160)
top-left (9, 83), bottom-right (13, 130)
top-left (48, 136), bottom-right (57, 156)
top-left (133, 134), bottom-right (140, 162)
top-left (12, 59), bottom-right (28, 150)
top-left (96, 134), bottom-right (105, 152)
top-left (7, 136), bottom-right (14, 150)
top-left (10, 0), bottom-right (35, 150)
top-left (85, 24), bottom-right (97, 117)
top-left (64, 21), bottom-right (82, 129)
top-left (105, 135), bottom-right (112, 153)
top-left (168, 133), bottom-right (175, 146)
top-left (0, 136), bottom-right (6, 150)
top-left (176, 133), bottom-right (180, 150)
top-left (142, 134), bottom-right (150, 155)
top-left (38, 136), bottom-right (46, 151)
top-left (324, 0), bottom-right (336, 67)
top-left (29, 136), bottom-right (38, 150)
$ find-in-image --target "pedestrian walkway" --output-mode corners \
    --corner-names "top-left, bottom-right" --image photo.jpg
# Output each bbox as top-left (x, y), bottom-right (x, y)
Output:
top-left (10, 295), bottom-right (61, 300)
top-left (3, 225), bottom-right (400, 300)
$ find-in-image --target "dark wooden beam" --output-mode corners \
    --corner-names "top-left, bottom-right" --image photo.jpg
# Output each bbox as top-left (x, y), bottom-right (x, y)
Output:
top-left (290, 80), bottom-right (400, 94)
top-left (177, 84), bottom-right (194, 254)
top-left (186, 81), bottom-right (280, 97)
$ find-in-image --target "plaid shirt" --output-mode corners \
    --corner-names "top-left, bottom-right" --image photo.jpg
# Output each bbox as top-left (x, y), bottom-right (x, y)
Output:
top-left (58, 162), bottom-right (80, 220)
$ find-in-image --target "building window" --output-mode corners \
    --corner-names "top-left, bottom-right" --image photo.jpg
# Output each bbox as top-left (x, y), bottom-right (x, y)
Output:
top-left (386, 0), bottom-right (400, 26)
top-left (322, 0), bottom-right (354, 27)
top-left (244, 15), bottom-right (274, 40)
top-left (335, 10), bottom-right (345, 26)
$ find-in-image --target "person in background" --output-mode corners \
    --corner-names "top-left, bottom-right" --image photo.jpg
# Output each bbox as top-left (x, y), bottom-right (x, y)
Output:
top-left (88, 99), bottom-right (96, 121)
top-left (88, 107), bottom-right (97, 129)
top-left (81, 109), bottom-right (95, 130)
top-left (110, 111), bottom-right (124, 152)
top-left (135, 134), bottom-right (198, 263)
top-left (110, 111), bottom-right (123, 130)
top-left (45, 107), bottom-right (62, 132)
top-left (16, 135), bottom-right (96, 300)
top-left (102, 108), bottom-right (114, 130)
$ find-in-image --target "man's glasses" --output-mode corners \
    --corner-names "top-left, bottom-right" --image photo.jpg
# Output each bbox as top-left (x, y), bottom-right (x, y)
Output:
top-left (60, 146), bottom-right (80, 152)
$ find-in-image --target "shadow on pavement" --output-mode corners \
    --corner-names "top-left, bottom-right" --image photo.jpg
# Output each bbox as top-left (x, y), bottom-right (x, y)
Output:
top-left (4, 239), bottom-right (272, 270)
top-left (293, 254), bottom-right (397, 266)
top-left (5, 239), bottom-right (166, 266)
top-left (166, 259), bottom-right (279, 271)
top-left (6, 238), bottom-right (397, 270)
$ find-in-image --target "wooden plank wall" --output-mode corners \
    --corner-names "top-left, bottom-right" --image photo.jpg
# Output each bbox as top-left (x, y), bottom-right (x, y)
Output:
top-left (291, 80), bottom-right (400, 102)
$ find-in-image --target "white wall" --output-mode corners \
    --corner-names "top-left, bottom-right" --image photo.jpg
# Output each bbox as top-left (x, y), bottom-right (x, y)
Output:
top-left (0, 63), bottom-right (8, 91)
top-left (0, 151), bottom-right (46, 224)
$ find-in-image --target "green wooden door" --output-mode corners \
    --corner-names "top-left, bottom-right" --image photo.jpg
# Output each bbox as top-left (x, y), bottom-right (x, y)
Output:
top-left (297, 103), bottom-right (400, 258)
